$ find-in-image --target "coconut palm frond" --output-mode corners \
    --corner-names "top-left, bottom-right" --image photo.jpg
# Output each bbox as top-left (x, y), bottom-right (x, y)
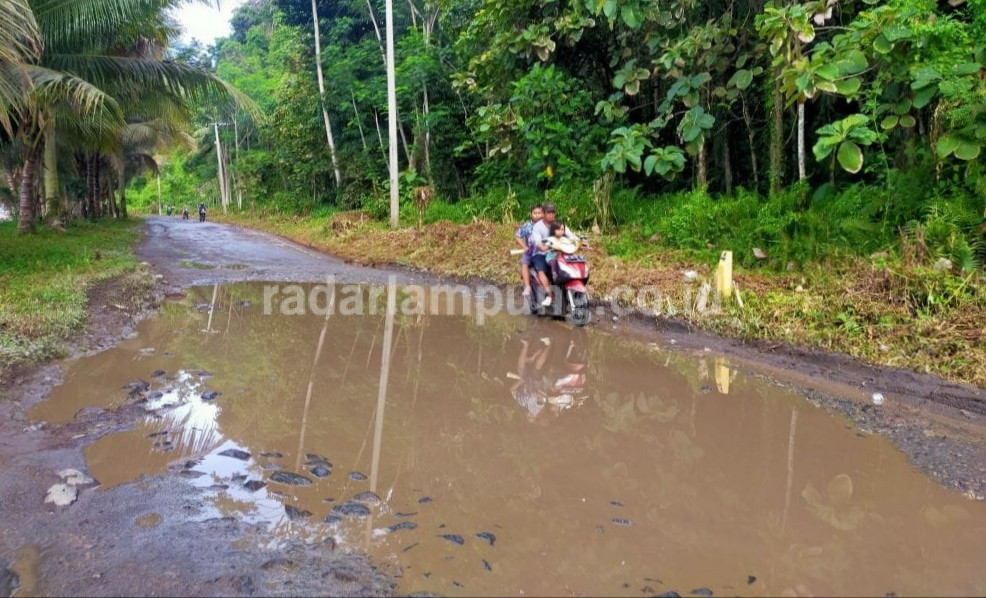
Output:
top-left (1, 0), bottom-right (42, 60)
top-left (27, 65), bottom-right (123, 123)
top-left (0, 0), bottom-right (41, 132)
top-left (129, 151), bottom-right (160, 175)
top-left (44, 54), bottom-right (262, 120)
top-left (0, 60), bottom-right (32, 135)
top-left (31, 0), bottom-right (169, 52)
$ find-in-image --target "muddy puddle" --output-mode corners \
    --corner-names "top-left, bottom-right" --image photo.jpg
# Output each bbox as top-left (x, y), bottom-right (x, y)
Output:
top-left (30, 282), bottom-right (986, 597)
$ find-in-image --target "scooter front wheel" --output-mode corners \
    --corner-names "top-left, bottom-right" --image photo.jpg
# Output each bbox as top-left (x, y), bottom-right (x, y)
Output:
top-left (565, 291), bottom-right (591, 327)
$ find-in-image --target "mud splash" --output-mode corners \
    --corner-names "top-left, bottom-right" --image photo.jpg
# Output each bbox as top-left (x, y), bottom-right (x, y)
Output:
top-left (31, 283), bottom-right (986, 596)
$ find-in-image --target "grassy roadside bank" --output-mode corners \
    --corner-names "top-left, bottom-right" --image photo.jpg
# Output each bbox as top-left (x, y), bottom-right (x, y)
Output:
top-left (0, 219), bottom-right (151, 378)
top-left (216, 211), bottom-right (986, 389)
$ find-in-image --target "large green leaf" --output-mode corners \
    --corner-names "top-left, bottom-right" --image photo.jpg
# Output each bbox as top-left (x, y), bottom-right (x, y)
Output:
top-left (812, 137), bottom-right (837, 160)
top-left (950, 62), bottom-right (981, 76)
top-left (729, 69), bottom-right (753, 91)
top-left (912, 84), bottom-right (937, 109)
top-left (834, 77), bottom-right (861, 95)
top-left (873, 34), bottom-right (893, 54)
top-left (937, 134), bottom-right (960, 158)
top-left (880, 115), bottom-right (899, 130)
top-left (837, 141), bottom-right (864, 173)
top-left (954, 139), bottom-right (981, 161)
top-left (882, 24), bottom-right (911, 42)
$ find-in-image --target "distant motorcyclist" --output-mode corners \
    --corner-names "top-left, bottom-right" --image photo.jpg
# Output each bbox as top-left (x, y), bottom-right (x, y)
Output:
top-left (166, 204), bottom-right (173, 216)
top-left (198, 202), bottom-right (207, 222)
top-left (182, 205), bottom-right (189, 220)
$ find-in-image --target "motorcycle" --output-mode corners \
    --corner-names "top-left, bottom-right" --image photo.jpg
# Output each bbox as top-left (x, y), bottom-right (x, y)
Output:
top-left (518, 237), bottom-right (591, 327)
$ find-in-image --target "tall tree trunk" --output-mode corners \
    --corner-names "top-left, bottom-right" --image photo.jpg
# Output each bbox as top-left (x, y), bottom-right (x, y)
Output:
top-left (311, 0), bottom-right (342, 188)
top-left (214, 123), bottom-right (229, 213)
top-left (419, 5), bottom-right (437, 181)
top-left (351, 91), bottom-right (368, 151)
top-left (366, 0), bottom-right (413, 168)
top-left (17, 152), bottom-right (36, 234)
top-left (697, 139), bottom-right (707, 188)
top-left (797, 99), bottom-right (806, 182)
top-left (770, 75), bottom-right (784, 194)
top-left (108, 175), bottom-right (118, 218)
top-left (373, 109), bottom-right (388, 162)
top-left (741, 96), bottom-right (760, 190)
top-left (386, 0), bottom-right (399, 227)
top-left (723, 127), bottom-right (733, 195)
top-left (422, 82), bottom-right (432, 180)
top-left (43, 126), bottom-right (62, 220)
top-left (84, 156), bottom-right (93, 218)
top-left (118, 165), bottom-right (128, 219)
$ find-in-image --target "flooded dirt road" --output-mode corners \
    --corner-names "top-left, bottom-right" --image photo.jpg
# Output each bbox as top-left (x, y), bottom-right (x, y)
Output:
top-left (3, 217), bottom-right (986, 597)
top-left (23, 282), bottom-right (986, 596)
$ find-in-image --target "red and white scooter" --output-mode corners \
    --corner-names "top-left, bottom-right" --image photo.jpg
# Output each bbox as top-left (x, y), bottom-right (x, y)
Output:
top-left (515, 237), bottom-right (591, 326)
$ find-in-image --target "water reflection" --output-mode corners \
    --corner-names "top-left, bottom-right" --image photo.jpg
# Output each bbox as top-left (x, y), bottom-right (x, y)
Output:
top-left (30, 282), bottom-right (986, 597)
top-left (509, 325), bottom-right (589, 421)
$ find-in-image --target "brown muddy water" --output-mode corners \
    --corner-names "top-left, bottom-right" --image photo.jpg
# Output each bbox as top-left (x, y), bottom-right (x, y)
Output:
top-left (30, 283), bottom-right (986, 597)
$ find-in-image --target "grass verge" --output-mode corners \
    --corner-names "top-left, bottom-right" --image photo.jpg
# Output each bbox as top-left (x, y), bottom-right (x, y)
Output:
top-left (216, 211), bottom-right (986, 389)
top-left (0, 219), bottom-right (148, 378)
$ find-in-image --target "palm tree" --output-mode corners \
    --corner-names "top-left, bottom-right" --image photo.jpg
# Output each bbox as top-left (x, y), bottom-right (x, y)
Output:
top-left (6, 0), bottom-right (255, 233)
top-left (0, 0), bottom-right (41, 135)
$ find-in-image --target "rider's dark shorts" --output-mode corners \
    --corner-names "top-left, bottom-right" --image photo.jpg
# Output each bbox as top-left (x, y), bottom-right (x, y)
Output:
top-left (531, 254), bottom-right (549, 273)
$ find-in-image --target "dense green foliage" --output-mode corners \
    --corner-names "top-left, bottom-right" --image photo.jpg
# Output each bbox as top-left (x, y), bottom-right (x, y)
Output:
top-left (120, 0), bottom-right (986, 270)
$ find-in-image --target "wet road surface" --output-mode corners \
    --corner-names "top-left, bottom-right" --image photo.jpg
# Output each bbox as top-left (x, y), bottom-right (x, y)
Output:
top-left (28, 282), bottom-right (986, 597)
top-left (141, 216), bottom-right (428, 286)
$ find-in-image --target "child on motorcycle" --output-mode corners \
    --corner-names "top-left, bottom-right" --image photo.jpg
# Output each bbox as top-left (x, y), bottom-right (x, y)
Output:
top-left (546, 221), bottom-right (568, 280)
top-left (515, 204), bottom-right (544, 297)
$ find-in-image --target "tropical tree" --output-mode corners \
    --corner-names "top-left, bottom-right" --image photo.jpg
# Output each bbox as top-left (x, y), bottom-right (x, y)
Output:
top-left (3, 0), bottom-right (254, 233)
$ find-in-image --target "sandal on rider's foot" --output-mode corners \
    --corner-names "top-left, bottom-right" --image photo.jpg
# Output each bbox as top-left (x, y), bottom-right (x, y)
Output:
top-left (522, 287), bottom-right (532, 296)
top-left (541, 296), bottom-right (553, 307)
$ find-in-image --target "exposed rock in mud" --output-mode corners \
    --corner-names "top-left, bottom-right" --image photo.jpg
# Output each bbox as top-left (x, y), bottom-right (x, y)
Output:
top-left (260, 558), bottom-right (298, 573)
top-left (332, 501), bottom-right (371, 518)
top-left (309, 465), bottom-right (331, 478)
top-left (284, 505), bottom-right (312, 521)
top-left (57, 468), bottom-right (94, 486)
top-left (44, 483), bottom-right (78, 507)
top-left (125, 380), bottom-right (150, 392)
top-left (387, 522), bottom-right (417, 533)
top-left (269, 471), bottom-right (312, 486)
top-left (438, 534), bottom-right (464, 545)
top-left (352, 491), bottom-right (381, 505)
top-left (218, 449), bottom-right (251, 461)
top-left (0, 567), bottom-right (19, 598)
